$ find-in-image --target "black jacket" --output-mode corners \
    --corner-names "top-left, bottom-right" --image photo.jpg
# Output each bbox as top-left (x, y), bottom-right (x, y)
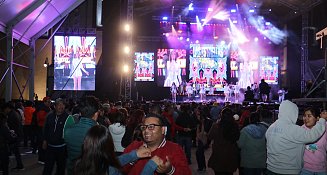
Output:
top-left (176, 111), bottom-right (197, 137)
top-left (0, 123), bottom-right (16, 153)
top-left (43, 111), bottom-right (68, 146)
top-left (6, 110), bottom-right (23, 139)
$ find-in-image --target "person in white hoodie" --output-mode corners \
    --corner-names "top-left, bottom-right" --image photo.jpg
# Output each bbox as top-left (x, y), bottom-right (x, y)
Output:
top-left (265, 100), bottom-right (327, 175)
top-left (109, 110), bottom-right (127, 156)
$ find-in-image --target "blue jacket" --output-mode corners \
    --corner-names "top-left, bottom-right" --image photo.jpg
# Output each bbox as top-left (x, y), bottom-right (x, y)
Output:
top-left (109, 150), bottom-right (157, 175)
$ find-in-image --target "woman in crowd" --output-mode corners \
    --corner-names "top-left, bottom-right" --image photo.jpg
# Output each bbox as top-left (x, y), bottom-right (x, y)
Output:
top-left (121, 109), bottom-right (145, 148)
top-left (300, 107), bottom-right (327, 175)
top-left (74, 125), bottom-right (161, 175)
top-left (238, 112), bottom-right (268, 175)
top-left (196, 108), bottom-right (207, 172)
top-left (208, 107), bottom-right (240, 175)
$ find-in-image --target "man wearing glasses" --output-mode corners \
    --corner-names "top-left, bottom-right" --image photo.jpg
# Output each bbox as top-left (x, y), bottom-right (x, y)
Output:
top-left (123, 113), bottom-right (191, 175)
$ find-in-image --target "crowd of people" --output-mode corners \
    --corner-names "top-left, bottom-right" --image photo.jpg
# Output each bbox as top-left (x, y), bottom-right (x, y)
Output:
top-left (0, 96), bottom-right (326, 175)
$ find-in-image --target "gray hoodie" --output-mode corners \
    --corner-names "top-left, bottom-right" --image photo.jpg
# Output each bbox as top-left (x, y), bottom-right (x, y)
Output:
top-left (265, 100), bottom-right (326, 174)
top-left (109, 123), bottom-right (126, 152)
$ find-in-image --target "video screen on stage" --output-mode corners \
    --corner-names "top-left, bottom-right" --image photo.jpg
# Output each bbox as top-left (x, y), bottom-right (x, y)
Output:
top-left (259, 56), bottom-right (278, 84)
top-left (134, 52), bottom-right (154, 81)
top-left (157, 49), bottom-right (187, 87)
top-left (189, 43), bottom-right (229, 91)
top-left (53, 35), bottom-right (96, 91)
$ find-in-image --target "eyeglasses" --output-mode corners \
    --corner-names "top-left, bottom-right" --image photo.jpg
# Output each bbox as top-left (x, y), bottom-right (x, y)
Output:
top-left (139, 124), bottom-right (162, 131)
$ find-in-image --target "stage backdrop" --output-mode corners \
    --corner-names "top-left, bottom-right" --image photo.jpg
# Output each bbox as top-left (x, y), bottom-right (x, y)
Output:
top-left (134, 52), bottom-right (154, 81)
top-left (53, 35), bottom-right (96, 91)
top-left (189, 43), bottom-right (229, 91)
top-left (156, 49), bottom-right (187, 87)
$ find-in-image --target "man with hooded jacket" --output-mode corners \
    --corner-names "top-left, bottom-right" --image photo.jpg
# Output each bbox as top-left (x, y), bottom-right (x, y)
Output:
top-left (265, 100), bottom-right (327, 175)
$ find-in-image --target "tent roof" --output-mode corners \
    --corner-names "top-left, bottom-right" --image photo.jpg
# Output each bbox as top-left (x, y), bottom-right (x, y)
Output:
top-left (0, 0), bottom-right (85, 45)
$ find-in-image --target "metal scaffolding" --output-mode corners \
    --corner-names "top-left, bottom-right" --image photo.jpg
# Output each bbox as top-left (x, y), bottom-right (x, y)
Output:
top-left (301, 13), bottom-right (309, 93)
top-left (124, 0), bottom-right (133, 101)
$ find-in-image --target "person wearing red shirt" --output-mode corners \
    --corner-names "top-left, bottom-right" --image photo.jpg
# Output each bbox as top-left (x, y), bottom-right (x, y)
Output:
top-left (123, 113), bottom-right (191, 175)
top-left (161, 105), bottom-right (185, 141)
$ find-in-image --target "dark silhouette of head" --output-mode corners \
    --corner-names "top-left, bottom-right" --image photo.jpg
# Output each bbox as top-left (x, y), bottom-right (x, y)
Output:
top-left (74, 125), bottom-right (121, 175)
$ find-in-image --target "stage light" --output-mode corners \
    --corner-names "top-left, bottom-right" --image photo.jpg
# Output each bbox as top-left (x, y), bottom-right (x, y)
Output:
top-left (249, 9), bottom-right (255, 13)
top-left (43, 57), bottom-right (49, 68)
top-left (188, 3), bottom-right (194, 11)
top-left (232, 20), bottom-right (237, 24)
top-left (220, 41), bottom-right (225, 45)
top-left (123, 64), bottom-right (129, 73)
top-left (165, 33), bottom-right (170, 37)
top-left (195, 40), bottom-right (199, 44)
top-left (208, 8), bottom-right (213, 12)
top-left (254, 37), bottom-right (259, 42)
top-left (124, 24), bottom-right (130, 32)
top-left (269, 9), bottom-right (272, 12)
top-left (265, 22), bottom-right (271, 26)
top-left (186, 38), bottom-right (190, 42)
top-left (178, 30), bottom-right (182, 33)
top-left (231, 9), bottom-right (236, 13)
top-left (124, 46), bottom-right (130, 54)
top-left (162, 16), bottom-right (168, 20)
top-left (179, 37), bottom-right (183, 40)
top-left (214, 36), bottom-right (218, 39)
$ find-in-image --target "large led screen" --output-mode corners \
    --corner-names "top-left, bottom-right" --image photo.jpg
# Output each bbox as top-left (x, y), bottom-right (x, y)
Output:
top-left (157, 49), bottom-right (187, 87)
top-left (259, 56), bottom-right (278, 84)
top-left (189, 43), bottom-right (229, 91)
top-left (134, 52), bottom-right (154, 81)
top-left (54, 36), bottom-right (96, 91)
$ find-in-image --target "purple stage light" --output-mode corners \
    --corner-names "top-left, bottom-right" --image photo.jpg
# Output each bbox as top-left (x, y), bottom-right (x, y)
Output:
top-left (249, 9), bottom-right (255, 13)
top-left (162, 16), bottom-right (168, 20)
top-left (231, 9), bottom-right (236, 13)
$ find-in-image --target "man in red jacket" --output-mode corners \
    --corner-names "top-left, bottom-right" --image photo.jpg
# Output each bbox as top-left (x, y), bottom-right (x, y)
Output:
top-left (123, 113), bottom-right (191, 175)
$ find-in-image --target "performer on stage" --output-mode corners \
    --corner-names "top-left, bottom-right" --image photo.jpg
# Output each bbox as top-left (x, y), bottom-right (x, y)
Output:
top-left (223, 83), bottom-right (230, 102)
top-left (199, 84), bottom-right (206, 102)
top-left (170, 82), bottom-right (178, 103)
top-left (234, 82), bottom-right (240, 102)
top-left (186, 83), bottom-right (193, 99)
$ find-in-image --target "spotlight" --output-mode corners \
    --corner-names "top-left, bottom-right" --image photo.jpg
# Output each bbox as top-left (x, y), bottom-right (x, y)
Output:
top-left (208, 8), bottom-right (213, 12)
top-left (265, 22), bottom-right (271, 26)
top-left (43, 57), bottom-right (49, 68)
top-left (162, 16), bottom-right (168, 20)
top-left (124, 46), bottom-right (130, 54)
top-left (254, 37), bottom-right (259, 42)
top-left (195, 40), bottom-right (199, 44)
top-left (249, 9), bottom-right (255, 13)
top-left (231, 9), bottom-right (236, 13)
top-left (232, 20), bottom-right (237, 24)
top-left (123, 64), bottom-right (129, 73)
top-left (186, 38), bottom-right (190, 42)
top-left (179, 37), bottom-right (183, 40)
top-left (188, 3), bottom-right (194, 11)
top-left (124, 24), bottom-right (130, 32)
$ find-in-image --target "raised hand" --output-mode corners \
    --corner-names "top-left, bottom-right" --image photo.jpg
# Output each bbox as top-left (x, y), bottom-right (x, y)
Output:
top-left (136, 145), bottom-right (151, 158)
top-left (151, 155), bottom-right (164, 166)
top-left (156, 156), bottom-right (173, 174)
